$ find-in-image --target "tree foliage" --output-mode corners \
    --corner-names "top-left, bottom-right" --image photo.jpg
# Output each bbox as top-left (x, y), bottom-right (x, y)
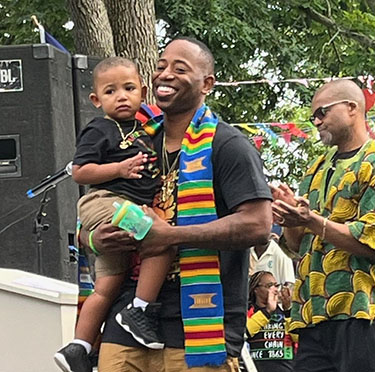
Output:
top-left (0, 0), bottom-right (158, 102)
top-left (1, 0), bottom-right (374, 184)
top-left (0, 0), bottom-right (74, 50)
top-left (155, 0), bottom-right (375, 184)
top-left (155, 0), bottom-right (375, 117)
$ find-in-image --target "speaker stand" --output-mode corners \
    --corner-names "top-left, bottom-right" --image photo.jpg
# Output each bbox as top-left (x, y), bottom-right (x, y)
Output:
top-left (32, 187), bottom-right (53, 275)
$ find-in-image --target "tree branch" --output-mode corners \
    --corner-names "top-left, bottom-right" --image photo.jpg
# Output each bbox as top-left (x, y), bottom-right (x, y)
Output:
top-left (326, 29), bottom-right (343, 65)
top-left (365, 0), bottom-right (375, 13)
top-left (300, 6), bottom-right (375, 49)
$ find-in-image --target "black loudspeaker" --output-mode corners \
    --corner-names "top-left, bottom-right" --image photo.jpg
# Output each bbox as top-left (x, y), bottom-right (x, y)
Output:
top-left (72, 54), bottom-right (102, 135)
top-left (71, 54), bottom-right (102, 197)
top-left (0, 44), bottom-right (79, 283)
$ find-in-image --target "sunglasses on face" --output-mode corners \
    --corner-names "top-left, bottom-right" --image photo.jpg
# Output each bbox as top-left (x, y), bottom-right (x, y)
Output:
top-left (309, 100), bottom-right (355, 124)
top-left (257, 282), bottom-right (281, 289)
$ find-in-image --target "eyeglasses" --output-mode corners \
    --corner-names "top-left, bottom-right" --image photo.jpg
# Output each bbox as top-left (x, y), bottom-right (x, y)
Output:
top-left (309, 100), bottom-right (355, 124)
top-left (257, 282), bottom-right (281, 289)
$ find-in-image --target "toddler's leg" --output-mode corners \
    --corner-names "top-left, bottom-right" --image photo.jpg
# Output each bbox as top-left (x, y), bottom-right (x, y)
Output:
top-left (75, 273), bottom-right (125, 343)
top-left (116, 247), bottom-right (176, 349)
top-left (54, 250), bottom-right (129, 372)
top-left (135, 246), bottom-right (176, 303)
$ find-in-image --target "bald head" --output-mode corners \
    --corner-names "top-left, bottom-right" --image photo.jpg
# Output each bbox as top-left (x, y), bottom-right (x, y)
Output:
top-left (311, 79), bottom-right (370, 152)
top-left (313, 79), bottom-right (366, 116)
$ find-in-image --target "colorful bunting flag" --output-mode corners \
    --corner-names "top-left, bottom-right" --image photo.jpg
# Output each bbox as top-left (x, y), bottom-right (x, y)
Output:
top-left (253, 136), bottom-right (264, 150)
top-left (255, 123), bottom-right (278, 139)
top-left (282, 132), bottom-right (292, 144)
top-left (237, 123), bottom-right (259, 134)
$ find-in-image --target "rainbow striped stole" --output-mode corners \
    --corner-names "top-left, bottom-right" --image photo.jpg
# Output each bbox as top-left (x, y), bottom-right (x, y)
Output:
top-left (142, 104), bottom-right (227, 367)
top-left (177, 105), bottom-right (226, 367)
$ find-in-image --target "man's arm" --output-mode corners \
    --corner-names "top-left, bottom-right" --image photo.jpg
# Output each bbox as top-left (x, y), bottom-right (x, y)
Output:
top-left (282, 226), bottom-right (305, 252)
top-left (306, 211), bottom-right (375, 259)
top-left (273, 197), bottom-right (375, 260)
top-left (138, 199), bottom-right (272, 258)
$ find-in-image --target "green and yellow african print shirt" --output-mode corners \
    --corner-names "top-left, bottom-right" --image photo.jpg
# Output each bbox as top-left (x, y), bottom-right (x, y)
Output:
top-left (290, 139), bottom-right (375, 332)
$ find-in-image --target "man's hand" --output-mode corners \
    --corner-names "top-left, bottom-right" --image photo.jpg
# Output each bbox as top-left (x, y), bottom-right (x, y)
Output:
top-left (270, 183), bottom-right (299, 225)
top-left (83, 222), bottom-right (137, 255)
top-left (272, 196), bottom-right (312, 228)
top-left (270, 183), bottom-right (297, 206)
top-left (137, 206), bottom-right (173, 259)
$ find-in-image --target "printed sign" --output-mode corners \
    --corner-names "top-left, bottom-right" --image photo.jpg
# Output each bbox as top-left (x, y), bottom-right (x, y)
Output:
top-left (248, 312), bottom-right (294, 361)
top-left (0, 59), bottom-right (23, 92)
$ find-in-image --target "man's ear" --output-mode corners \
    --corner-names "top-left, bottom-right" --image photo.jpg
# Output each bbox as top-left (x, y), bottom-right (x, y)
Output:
top-left (89, 92), bottom-right (101, 108)
top-left (202, 75), bottom-right (215, 95)
top-left (141, 85), bottom-right (147, 102)
top-left (348, 101), bottom-right (359, 116)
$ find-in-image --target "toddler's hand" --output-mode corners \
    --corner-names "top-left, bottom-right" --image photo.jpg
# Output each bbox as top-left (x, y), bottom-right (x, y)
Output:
top-left (118, 152), bottom-right (148, 179)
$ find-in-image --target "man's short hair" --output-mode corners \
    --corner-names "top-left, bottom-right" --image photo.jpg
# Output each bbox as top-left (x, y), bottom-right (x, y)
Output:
top-left (170, 36), bottom-right (215, 75)
top-left (92, 57), bottom-right (141, 91)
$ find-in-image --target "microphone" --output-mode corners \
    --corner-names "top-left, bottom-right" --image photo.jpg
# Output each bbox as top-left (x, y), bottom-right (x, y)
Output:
top-left (26, 161), bottom-right (73, 199)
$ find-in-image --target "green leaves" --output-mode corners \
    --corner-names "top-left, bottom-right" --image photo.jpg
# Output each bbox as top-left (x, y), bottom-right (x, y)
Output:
top-left (0, 0), bottom-right (74, 50)
top-left (3, 0), bottom-right (375, 184)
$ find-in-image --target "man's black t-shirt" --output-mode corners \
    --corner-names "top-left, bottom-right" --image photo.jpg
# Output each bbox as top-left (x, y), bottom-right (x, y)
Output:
top-left (73, 117), bottom-right (160, 206)
top-left (101, 121), bottom-right (272, 357)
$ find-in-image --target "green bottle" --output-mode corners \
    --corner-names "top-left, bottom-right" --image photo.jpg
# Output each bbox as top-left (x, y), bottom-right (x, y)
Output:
top-left (112, 201), bottom-right (153, 240)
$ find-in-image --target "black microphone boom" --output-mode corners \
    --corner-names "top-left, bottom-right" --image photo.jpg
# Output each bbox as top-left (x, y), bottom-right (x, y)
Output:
top-left (26, 161), bottom-right (73, 199)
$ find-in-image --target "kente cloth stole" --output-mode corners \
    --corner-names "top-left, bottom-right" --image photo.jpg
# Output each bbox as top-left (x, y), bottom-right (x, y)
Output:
top-left (143, 104), bottom-right (226, 367)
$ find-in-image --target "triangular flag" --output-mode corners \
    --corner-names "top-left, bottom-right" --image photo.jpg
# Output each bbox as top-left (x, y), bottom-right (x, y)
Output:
top-left (286, 123), bottom-right (308, 139)
top-left (253, 136), bottom-right (263, 150)
top-left (237, 124), bottom-right (259, 135)
top-left (282, 132), bottom-right (292, 144)
top-left (363, 88), bottom-right (375, 113)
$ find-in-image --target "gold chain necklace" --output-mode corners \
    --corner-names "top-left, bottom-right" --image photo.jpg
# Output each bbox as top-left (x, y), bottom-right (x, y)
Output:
top-left (160, 132), bottom-right (181, 203)
top-left (105, 115), bottom-right (137, 150)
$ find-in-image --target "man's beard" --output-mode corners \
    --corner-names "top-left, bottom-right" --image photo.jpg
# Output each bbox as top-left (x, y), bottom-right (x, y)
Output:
top-left (319, 126), bottom-right (351, 147)
top-left (319, 131), bottom-right (333, 146)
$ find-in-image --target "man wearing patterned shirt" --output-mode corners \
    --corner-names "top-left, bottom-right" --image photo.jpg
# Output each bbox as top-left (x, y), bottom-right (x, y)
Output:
top-left (271, 79), bottom-right (375, 372)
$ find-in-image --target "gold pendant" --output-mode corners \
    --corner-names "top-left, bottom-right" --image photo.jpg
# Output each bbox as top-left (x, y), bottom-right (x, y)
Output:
top-left (120, 140), bottom-right (130, 150)
top-left (161, 171), bottom-right (178, 203)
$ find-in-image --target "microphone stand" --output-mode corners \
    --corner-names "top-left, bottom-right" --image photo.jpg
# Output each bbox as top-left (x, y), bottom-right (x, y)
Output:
top-left (32, 185), bottom-right (55, 275)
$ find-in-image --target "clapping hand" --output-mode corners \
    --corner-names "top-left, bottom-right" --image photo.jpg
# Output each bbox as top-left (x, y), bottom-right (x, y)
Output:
top-left (265, 288), bottom-right (279, 314)
top-left (269, 183), bottom-right (297, 207)
top-left (272, 196), bottom-right (311, 228)
top-left (279, 285), bottom-right (292, 310)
